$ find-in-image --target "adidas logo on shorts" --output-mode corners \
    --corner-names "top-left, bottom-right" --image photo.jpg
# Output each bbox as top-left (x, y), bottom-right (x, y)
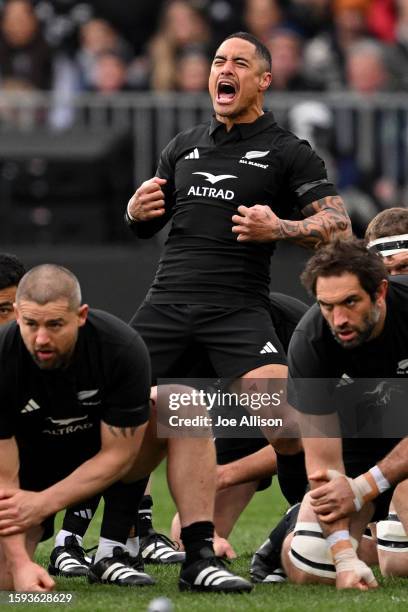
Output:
top-left (260, 341), bottom-right (278, 354)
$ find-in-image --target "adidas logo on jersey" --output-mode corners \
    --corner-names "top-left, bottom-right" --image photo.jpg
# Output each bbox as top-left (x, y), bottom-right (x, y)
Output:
top-left (21, 399), bottom-right (40, 413)
top-left (260, 342), bottom-right (278, 354)
top-left (336, 373), bottom-right (355, 387)
top-left (185, 148), bottom-right (199, 159)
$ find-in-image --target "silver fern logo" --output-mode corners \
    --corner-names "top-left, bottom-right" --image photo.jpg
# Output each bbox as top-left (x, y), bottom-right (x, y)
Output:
top-left (243, 150), bottom-right (269, 159)
top-left (77, 389), bottom-right (98, 400)
top-left (397, 359), bottom-right (408, 374)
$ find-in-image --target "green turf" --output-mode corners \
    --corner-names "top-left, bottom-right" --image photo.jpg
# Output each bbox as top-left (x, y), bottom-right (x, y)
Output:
top-left (8, 463), bottom-right (408, 612)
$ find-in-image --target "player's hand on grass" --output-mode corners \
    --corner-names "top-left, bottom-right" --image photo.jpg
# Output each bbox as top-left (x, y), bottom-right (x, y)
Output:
top-left (232, 205), bottom-right (282, 242)
top-left (309, 469), bottom-right (356, 522)
top-left (0, 489), bottom-right (46, 534)
top-left (13, 561), bottom-right (55, 592)
top-left (332, 539), bottom-right (378, 591)
top-left (214, 532), bottom-right (237, 559)
top-left (335, 564), bottom-right (378, 591)
top-left (127, 177), bottom-right (167, 222)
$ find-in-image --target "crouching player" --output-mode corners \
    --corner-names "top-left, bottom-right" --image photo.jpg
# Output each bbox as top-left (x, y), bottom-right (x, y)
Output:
top-left (281, 238), bottom-right (408, 589)
top-left (0, 264), bottom-right (251, 593)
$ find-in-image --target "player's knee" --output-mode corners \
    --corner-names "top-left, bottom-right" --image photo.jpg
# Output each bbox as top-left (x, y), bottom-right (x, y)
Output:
top-left (282, 532), bottom-right (320, 585)
top-left (282, 533), bottom-right (302, 583)
top-left (377, 518), bottom-right (408, 577)
top-left (285, 518), bottom-right (357, 585)
top-left (379, 551), bottom-right (408, 577)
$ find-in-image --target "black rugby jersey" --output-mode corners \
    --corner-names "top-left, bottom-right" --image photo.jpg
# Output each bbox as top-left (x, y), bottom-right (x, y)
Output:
top-left (288, 278), bottom-right (408, 417)
top-left (0, 310), bottom-right (150, 480)
top-left (129, 112), bottom-right (336, 307)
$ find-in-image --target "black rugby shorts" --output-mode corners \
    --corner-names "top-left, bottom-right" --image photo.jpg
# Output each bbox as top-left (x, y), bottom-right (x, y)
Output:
top-left (130, 302), bottom-right (287, 382)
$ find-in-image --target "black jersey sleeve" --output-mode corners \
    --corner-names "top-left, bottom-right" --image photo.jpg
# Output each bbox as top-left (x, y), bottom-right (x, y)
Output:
top-left (285, 140), bottom-right (337, 210)
top-left (287, 328), bottom-right (337, 415)
top-left (127, 138), bottom-right (177, 239)
top-left (102, 332), bottom-right (151, 428)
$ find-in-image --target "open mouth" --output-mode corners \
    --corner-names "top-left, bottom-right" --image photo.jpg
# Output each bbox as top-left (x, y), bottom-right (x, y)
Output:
top-left (216, 80), bottom-right (238, 104)
top-left (336, 329), bottom-right (356, 342)
top-left (35, 349), bottom-right (55, 360)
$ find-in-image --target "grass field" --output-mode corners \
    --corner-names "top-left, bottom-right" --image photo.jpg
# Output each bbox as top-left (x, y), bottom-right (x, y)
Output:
top-left (7, 463), bottom-right (408, 612)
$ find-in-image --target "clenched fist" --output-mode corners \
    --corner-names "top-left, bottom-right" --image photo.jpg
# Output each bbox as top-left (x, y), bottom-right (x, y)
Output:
top-left (127, 177), bottom-right (167, 222)
top-left (232, 205), bottom-right (282, 242)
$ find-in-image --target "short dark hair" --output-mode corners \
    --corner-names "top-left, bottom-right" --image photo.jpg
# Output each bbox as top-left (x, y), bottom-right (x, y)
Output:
top-left (0, 253), bottom-right (26, 291)
top-left (16, 264), bottom-right (82, 310)
top-left (365, 207), bottom-right (408, 241)
top-left (301, 238), bottom-right (387, 301)
top-left (222, 31), bottom-right (272, 72)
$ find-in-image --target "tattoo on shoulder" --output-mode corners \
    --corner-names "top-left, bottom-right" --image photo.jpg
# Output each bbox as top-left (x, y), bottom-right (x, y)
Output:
top-left (108, 425), bottom-right (138, 438)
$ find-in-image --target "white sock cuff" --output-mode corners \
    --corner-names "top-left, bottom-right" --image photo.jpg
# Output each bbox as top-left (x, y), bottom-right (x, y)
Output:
top-left (55, 529), bottom-right (83, 548)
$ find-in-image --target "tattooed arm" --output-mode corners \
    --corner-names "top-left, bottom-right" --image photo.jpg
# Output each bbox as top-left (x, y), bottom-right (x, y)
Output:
top-left (0, 421), bottom-right (147, 534)
top-left (231, 195), bottom-right (352, 248)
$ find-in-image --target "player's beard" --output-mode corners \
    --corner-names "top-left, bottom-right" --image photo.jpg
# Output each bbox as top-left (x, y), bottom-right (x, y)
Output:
top-left (331, 303), bottom-right (381, 349)
top-left (32, 348), bottom-right (71, 370)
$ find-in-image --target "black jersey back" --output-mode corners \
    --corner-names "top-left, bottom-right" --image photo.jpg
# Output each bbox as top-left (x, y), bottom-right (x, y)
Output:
top-left (0, 309), bottom-right (150, 481)
top-left (130, 113), bottom-right (336, 307)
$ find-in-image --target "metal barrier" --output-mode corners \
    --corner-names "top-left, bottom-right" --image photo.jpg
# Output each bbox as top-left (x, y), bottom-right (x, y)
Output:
top-left (0, 90), bottom-right (407, 187)
top-left (0, 91), bottom-right (407, 244)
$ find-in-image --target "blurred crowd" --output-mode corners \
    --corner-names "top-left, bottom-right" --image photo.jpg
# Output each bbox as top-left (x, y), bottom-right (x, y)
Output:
top-left (0, 0), bottom-right (406, 97)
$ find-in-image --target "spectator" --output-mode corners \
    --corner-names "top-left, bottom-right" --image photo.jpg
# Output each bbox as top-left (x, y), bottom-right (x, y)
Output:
top-left (345, 39), bottom-right (393, 93)
top-left (266, 28), bottom-right (322, 91)
top-left (175, 46), bottom-right (210, 92)
top-left (76, 18), bottom-right (132, 90)
top-left (201, 0), bottom-right (244, 45)
top-left (90, 50), bottom-right (130, 94)
top-left (243, 0), bottom-right (284, 44)
top-left (0, 0), bottom-right (53, 90)
top-left (148, 0), bottom-right (212, 91)
top-left (303, 0), bottom-right (371, 90)
top-left (90, 0), bottom-right (165, 56)
top-left (338, 41), bottom-right (399, 233)
top-left (32, 0), bottom-right (93, 56)
top-left (287, 0), bottom-right (332, 39)
top-left (382, 0), bottom-right (408, 91)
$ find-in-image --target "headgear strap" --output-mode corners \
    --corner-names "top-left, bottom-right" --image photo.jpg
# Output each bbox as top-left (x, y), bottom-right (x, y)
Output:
top-left (367, 234), bottom-right (408, 257)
